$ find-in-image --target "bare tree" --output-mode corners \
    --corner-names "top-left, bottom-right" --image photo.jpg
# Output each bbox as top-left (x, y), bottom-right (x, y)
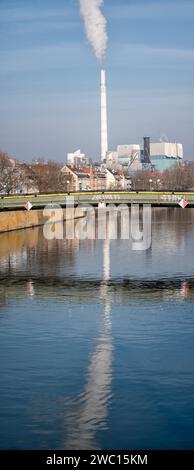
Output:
top-left (130, 163), bottom-right (194, 191)
top-left (0, 151), bottom-right (10, 179)
top-left (131, 171), bottom-right (150, 190)
top-left (0, 151), bottom-right (19, 194)
top-left (162, 164), bottom-right (194, 191)
top-left (28, 160), bottom-right (73, 193)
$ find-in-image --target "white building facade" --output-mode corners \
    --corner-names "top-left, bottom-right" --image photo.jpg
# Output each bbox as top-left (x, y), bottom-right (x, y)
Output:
top-left (150, 143), bottom-right (183, 171)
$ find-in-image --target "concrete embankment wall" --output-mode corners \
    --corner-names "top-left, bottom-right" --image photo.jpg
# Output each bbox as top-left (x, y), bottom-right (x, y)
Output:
top-left (0, 208), bottom-right (77, 233)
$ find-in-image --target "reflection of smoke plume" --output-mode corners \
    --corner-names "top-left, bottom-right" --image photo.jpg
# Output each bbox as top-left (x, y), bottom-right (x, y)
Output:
top-left (79, 0), bottom-right (108, 62)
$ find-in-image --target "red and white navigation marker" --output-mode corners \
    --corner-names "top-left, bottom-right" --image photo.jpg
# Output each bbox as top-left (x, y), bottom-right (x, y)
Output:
top-left (24, 201), bottom-right (33, 211)
top-left (179, 198), bottom-right (188, 209)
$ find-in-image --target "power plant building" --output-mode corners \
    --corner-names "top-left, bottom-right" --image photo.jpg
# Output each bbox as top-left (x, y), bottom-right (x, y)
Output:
top-left (106, 144), bottom-right (142, 173)
top-left (98, 70), bottom-right (183, 173)
top-left (67, 149), bottom-right (90, 168)
top-left (150, 143), bottom-right (183, 172)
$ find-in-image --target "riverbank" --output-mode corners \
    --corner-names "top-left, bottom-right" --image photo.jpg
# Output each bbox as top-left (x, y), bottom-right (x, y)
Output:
top-left (0, 208), bottom-right (79, 233)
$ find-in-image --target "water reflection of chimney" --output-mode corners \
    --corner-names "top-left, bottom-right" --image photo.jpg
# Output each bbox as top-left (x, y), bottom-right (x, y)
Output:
top-left (26, 280), bottom-right (35, 298)
top-left (63, 230), bottom-right (113, 449)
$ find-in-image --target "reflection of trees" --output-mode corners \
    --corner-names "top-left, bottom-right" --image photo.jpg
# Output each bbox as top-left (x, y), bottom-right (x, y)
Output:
top-left (0, 208), bottom-right (194, 296)
top-left (25, 237), bottom-right (78, 277)
top-left (1, 208), bottom-right (194, 278)
top-left (0, 287), bottom-right (7, 310)
top-left (152, 208), bottom-right (194, 251)
top-left (0, 227), bottom-right (78, 277)
top-left (0, 277), bottom-right (194, 309)
top-left (153, 207), bottom-right (194, 227)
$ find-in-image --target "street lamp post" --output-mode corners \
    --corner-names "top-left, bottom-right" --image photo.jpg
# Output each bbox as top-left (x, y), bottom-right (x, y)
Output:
top-left (156, 178), bottom-right (161, 190)
top-left (149, 178), bottom-right (153, 191)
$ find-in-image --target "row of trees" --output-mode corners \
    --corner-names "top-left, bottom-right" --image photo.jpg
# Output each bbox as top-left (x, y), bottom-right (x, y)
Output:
top-left (0, 152), bottom-right (73, 194)
top-left (1, 150), bottom-right (194, 195)
top-left (131, 163), bottom-right (194, 191)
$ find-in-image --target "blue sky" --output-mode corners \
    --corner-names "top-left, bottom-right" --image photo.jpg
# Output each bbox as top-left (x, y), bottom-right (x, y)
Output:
top-left (0, 0), bottom-right (194, 162)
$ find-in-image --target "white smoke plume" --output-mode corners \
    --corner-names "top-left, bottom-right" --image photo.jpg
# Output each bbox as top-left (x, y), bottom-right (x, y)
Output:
top-left (79, 0), bottom-right (108, 63)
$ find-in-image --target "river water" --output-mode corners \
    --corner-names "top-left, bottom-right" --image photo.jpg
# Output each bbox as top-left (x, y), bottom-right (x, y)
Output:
top-left (0, 207), bottom-right (194, 450)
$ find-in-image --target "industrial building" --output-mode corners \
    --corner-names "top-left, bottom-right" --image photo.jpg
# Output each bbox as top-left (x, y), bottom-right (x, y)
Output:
top-left (149, 142), bottom-right (183, 172)
top-left (106, 144), bottom-right (142, 173)
top-left (67, 149), bottom-right (90, 168)
top-left (67, 69), bottom-right (184, 176)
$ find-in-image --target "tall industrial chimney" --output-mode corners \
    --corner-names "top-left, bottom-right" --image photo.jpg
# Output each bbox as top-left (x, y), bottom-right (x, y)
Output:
top-left (144, 137), bottom-right (151, 163)
top-left (101, 69), bottom-right (108, 161)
